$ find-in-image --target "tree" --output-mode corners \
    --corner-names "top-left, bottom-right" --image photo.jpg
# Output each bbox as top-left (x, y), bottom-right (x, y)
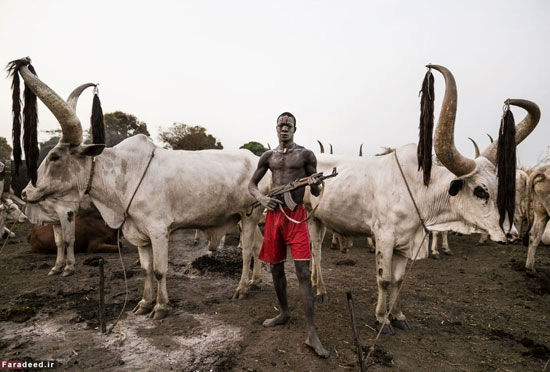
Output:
top-left (158, 123), bottom-right (223, 150)
top-left (240, 141), bottom-right (268, 156)
top-left (86, 111), bottom-right (150, 147)
top-left (0, 137), bottom-right (12, 162)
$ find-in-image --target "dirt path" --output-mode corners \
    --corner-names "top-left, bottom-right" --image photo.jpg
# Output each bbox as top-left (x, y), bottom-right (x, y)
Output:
top-left (1, 222), bottom-right (549, 371)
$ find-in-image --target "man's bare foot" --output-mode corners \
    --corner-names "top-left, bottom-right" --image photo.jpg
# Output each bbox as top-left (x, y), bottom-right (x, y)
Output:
top-left (262, 313), bottom-right (290, 327)
top-left (305, 334), bottom-right (330, 358)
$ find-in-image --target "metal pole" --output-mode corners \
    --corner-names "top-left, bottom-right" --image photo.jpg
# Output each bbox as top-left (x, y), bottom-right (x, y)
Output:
top-left (346, 291), bottom-right (365, 372)
top-left (99, 258), bottom-right (106, 333)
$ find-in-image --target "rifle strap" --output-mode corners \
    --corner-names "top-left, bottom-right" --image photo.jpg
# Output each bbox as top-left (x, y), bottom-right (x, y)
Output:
top-left (278, 182), bottom-right (325, 224)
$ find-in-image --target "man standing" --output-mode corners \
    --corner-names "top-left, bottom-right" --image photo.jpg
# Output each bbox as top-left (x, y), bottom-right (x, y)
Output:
top-left (248, 112), bottom-right (329, 358)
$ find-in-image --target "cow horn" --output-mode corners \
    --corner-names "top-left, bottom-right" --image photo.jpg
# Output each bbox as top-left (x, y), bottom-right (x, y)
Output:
top-left (486, 133), bottom-right (494, 143)
top-left (429, 64), bottom-right (476, 177)
top-left (329, 144), bottom-right (333, 154)
top-left (481, 99), bottom-right (541, 165)
top-left (67, 83), bottom-right (96, 112)
top-left (17, 65), bottom-right (83, 145)
top-left (317, 140), bottom-right (325, 153)
top-left (468, 137), bottom-right (480, 158)
top-left (359, 144), bottom-right (363, 157)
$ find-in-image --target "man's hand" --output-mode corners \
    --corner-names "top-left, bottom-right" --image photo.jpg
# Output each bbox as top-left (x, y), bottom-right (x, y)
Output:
top-left (307, 174), bottom-right (323, 186)
top-left (260, 195), bottom-right (283, 211)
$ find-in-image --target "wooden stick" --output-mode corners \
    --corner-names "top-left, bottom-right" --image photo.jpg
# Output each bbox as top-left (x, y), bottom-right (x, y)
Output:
top-left (99, 258), bottom-right (106, 333)
top-left (346, 292), bottom-right (365, 372)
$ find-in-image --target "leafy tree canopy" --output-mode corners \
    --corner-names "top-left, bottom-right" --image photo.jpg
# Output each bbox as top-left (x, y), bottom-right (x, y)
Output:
top-left (159, 123), bottom-right (223, 150)
top-left (239, 141), bottom-right (268, 156)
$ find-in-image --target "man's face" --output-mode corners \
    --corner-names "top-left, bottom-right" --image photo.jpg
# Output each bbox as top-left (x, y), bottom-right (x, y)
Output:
top-left (276, 115), bottom-right (296, 143)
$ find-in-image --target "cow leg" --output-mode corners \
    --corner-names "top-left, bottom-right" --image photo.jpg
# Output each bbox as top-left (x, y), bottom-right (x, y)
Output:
top-left (340, 236), bottom-right (352, 254)
top-left (309, 218), bottom-right (327, 302)
top-left (193, 229), bottom-right (200, 245)
top-left (250, 225), bottom-right (264, 287)
top-left (234, 214), bottom-right (260, 299)
top-left (133, 245), bottom-right (155, 315)
top-left (330, 233), bottom-right (338, 250)
top-left (61, 216), bottom-right (76, 277)
top-left (149, 234), bottom-right (170, 320)
top-left (525, 215), bottom-right (549, 272)
top-left (430, 232), bottom-right (440, 259)
top-left (48, 224), bottom-right (65, 276)
top-left (389, 254), bottom-right (410, 330)
top-left (375, 234), bottom-right (395, 334)
top-left (441, 231), bottom-right (452, 255)
top-left (478, 233), bottom-right (488, 245)
top-left (367, 236), bottom-right (376, 253)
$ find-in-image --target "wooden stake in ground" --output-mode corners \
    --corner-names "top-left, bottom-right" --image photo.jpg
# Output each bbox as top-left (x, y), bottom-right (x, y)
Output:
top-left (99, 258), bottom-right (106, 333)
top-left (346, 291), bottom-right (365, 372)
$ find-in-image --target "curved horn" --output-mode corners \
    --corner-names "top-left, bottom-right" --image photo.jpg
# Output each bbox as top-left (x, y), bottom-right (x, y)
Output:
top-left (359, 143), bottom-right (363, 157)
top-left (18, 65), bottom-right (83, 145)
top-left (67, 83), bottom-right (96, 112)
top-left (317, 140), bottom-right (325, 153)
top-left (468, 137), bottom-right (480, 158)
top-left (486, 133), bottom-right (494, 143)
top-left (481, 99), bottom-right (541, 164)
top-left (429, 64), bottom-right (476, 177)
top-left (329, 144), bottom-right (333, 154)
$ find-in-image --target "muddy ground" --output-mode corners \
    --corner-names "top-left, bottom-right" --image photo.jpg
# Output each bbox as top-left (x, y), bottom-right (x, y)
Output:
top-left (1, 222), bottom-right (549, 371)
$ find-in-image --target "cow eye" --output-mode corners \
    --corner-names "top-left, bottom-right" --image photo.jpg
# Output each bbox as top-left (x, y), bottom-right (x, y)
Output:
top-left (473, 186), bottom-right (489, 200)
top-left (50, 153), bottom-right (60, 161)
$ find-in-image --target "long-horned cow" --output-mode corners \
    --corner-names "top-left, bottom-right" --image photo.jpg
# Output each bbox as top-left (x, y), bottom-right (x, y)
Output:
top-left (11, 58), bottom-right (267, 320)
top-left (305, 65), bottom-right (539, 334)
top-left (525, 166), bottom-right (550, 271)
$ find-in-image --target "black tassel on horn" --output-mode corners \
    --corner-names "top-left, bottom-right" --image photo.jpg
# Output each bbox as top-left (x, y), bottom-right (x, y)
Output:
top-left (417, 69), bottom-right (434, 186)
top-left (6, 59), bottom-right (25, 175)
top-left (22, 64), bottom-right (39, 186)
top-left (496, 106), bottom-right (516, 231)
top-left (91, 87), bottom-right (105, 145)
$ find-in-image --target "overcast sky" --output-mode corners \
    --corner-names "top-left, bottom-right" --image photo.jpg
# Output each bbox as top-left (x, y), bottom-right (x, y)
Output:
top-left (1, 0), bottom-right (548, 166)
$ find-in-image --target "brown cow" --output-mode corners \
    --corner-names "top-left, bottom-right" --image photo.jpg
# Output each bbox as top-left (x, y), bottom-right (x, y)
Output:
top-left (28, 214), bottom-right (118, 254)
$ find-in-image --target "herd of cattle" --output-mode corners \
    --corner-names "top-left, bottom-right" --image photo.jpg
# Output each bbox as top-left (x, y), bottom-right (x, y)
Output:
top-left (1, 60), bottom-right (549, 332)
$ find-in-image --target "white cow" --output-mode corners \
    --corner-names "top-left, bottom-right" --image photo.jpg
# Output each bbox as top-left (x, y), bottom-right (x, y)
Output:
top-left (542, 221), bottom-right (550, 245)
top-left (305, 65), bottom-right (539, 334)
top-left (12, 58), bottom-right (268, 320)
top-left (525, 166), bottom-right (550, 271)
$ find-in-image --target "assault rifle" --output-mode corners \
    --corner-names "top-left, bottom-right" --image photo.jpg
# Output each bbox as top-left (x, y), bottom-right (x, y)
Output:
top-left (249, 167), bottom-right (338, 212)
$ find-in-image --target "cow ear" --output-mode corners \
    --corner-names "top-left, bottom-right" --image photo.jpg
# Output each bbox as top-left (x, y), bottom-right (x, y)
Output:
top-left (78, 144), bottom-right (105, 157)
top-left (448, 179), bottom-right (464, 196)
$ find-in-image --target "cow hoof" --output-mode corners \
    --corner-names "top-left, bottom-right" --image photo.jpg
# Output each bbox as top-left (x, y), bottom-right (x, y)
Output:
top-left (376, 321), bottom-right (395, 335)
top-left (48, 267), bottom-right (62, 276)
top-left (316, 293), bottom-right (328, 304)
top-left (132, 301), bottom-right (154, 315)
top-left (232, 289), bottom-right (247, 300)
top-left (391, 318), bottom-right (411, 331)
top-left (431, 254), bottom-right (441, 260)
top-left (330, 243), bottom-right (338, 250)
top-left (61, 269), bottom-right (75, 277)
top-left (148, 304), bottom-right (170, 320)
top-left (443, 250), bottom-right (453, 256)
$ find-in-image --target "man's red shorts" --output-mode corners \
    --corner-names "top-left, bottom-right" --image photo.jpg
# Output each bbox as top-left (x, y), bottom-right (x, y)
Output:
top-left (258, 204), bottom-right (311, 265)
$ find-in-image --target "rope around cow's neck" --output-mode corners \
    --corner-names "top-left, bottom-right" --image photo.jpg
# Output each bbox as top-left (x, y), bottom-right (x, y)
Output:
top-left (364, 151), bottom-right (430, 367)
top-left (106, 147), bottom-right (156, 334)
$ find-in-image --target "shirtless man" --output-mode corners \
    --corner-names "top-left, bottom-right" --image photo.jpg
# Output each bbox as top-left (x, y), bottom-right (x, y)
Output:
top-left (248, 112), bottom-right (329, 358)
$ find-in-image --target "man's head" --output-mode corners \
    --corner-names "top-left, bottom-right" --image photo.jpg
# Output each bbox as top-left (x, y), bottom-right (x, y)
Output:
top-left (276, 112), bottom-right (296, 144)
